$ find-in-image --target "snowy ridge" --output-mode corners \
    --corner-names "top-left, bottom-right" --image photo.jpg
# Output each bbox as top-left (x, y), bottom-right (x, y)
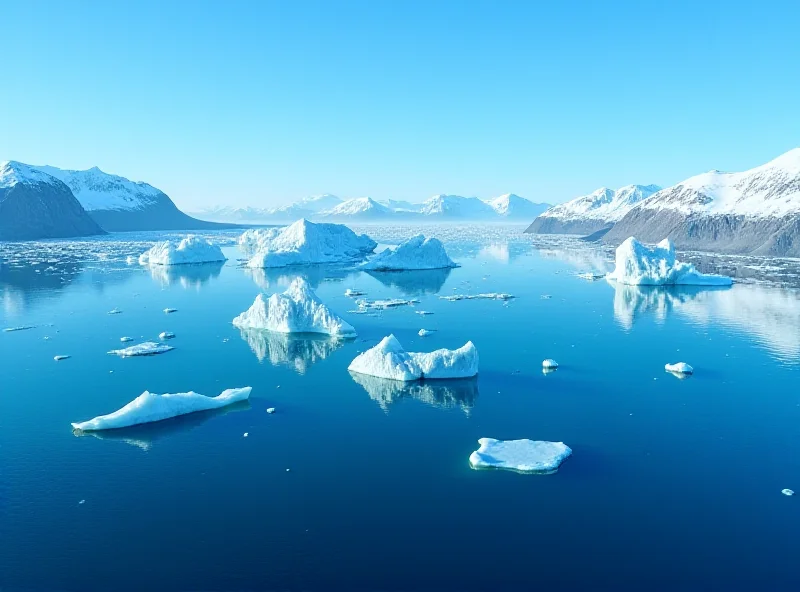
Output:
top-left (538, 184), bottom-right (661, 224)
top-left (0, 161), bottom-right (63, 189)
top-left (419, 194), bottom-right (497, 219)
top-left (319, 197), bottom-right (394, 219)
top-left (487, 193), bottom-right (550, 219)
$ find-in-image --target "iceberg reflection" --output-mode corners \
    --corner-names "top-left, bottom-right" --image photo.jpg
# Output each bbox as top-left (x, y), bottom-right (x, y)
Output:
top-left (350, 372), bottom-right (479, 413)
top-left (365, 268), bottom-right (452, 296)
top-left (239, 328), bottom-right (346, 373)
top-left (148, 261), bottom-right (224, 289)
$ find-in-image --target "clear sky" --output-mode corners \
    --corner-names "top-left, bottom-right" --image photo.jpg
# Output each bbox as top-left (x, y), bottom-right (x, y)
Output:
top-left (2, 0), bottom-right (799, 210)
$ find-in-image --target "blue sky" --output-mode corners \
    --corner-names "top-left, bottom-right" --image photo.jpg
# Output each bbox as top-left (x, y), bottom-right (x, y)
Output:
top-left (2, 0), bottom-right (799, 209)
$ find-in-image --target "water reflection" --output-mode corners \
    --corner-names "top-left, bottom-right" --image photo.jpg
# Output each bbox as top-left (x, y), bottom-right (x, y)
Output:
top-left (365, 268), bottom-right (452, 296)
top-left (245, 265), bottom-right (355, 291)
top-left (72, 401), bottom-right (251, 450)
top-left (148, 261), bottom-right (225, 289)
top-left (610, 281), bottom-right (800, 361)
top-left (238, 329), bottom-right (346, 373)
top-left (350, 372), bottom-right (479, 413)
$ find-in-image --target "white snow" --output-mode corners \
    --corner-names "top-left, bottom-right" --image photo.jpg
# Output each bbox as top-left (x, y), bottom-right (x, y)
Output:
top-left (163, 308), bottom-right (178, 314)
top-left (665, 362), bottom-right (693, 374)
top-left (469, 438), bottom-right (572, 474)
top-left (537, 184), bottom-right (660, 224)
top-left (542, 359), bottom-right (559, 369)
top-left (319, 197), bottom-right (394, 219)
top-left (119, 336), bottom-right (134, 342)
top-left (54, 355), bottom-right (70, 361)
top-left (107, 308), bottom-right (122, 315)
top-left (246, 219), bottom-right (376, 268)
top-left (232, 278), bottom-right (356, 337)
top-left (782, 489), bottom-right (795, 496)
top-left (356, 298), bottom-right (419, 310)
top-left (139, 236), bottom-right (227, 266)
top-left (159, 331), bottom-right (175, 340)
top-left (487, 193), bottom-right (549, 219)
top-left (415, 310), bottom-right (433, 315)
top-left (3, 325), bottom-right (35, 332)
top-left (0, 161), bottom-right (62, 189)
top-left (360, 235), bottom-right (458, 271)
top-left (418, 329), bottom-right (435, 337)
top-left (107, 342), bottom-right (174, 357)
top-left (348, 334), bottom-right (478, 381)
top-left (440, 293), bottom-right (515, 301)
top-left (238, 227), bottom-right (283, 254)
top-left (266, 407), bottom-right (276, 414)
top-left (419, 194), bottom-right (497, 219)
top-left (345, 288), bottom-right (365, 297)
top-left (606, 238), bottom-right (733, 286)
top-left (71, 387), bottom-right (252, 431)
top-left (576, 271), bottom-right (606, 281)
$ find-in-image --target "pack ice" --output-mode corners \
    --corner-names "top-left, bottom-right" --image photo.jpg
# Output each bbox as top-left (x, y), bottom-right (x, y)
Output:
top-left (360, 234), bottom-right (458, 270)
top-left (469, 438), bottom-right (572, 474)
top-left (606, 237), bottom-right (732, 286)
top-left (246, 219), bottom-right (376, 268)
top-left (348, 334), bottom-right (478, 381)
top-left (139, 235), bottom-right (227, 266)
top-left (71, 387), bottom-right (252, 431)
top-left (108, 341), bottom-right (174, 357)
top-left (232, 278), bottom-right (356, 337)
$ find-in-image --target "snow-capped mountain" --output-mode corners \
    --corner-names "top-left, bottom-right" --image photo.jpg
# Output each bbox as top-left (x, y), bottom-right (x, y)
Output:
top-left (0, 161), bottom-right (105, 240)
top-left (419, 194), bottom-right (497, 219)
top-left (525, 184), bottom-right (661, 235)
top-left (378, 199), bottom-right (421, 212)
top-left (195, 195), bottom-right (343, 223)
top-left (318, 197), bottom-right (396, 220)
top-left (604, 149), bottom-right (800, 256)
top-left (487, 193), bottom-right (550, 219)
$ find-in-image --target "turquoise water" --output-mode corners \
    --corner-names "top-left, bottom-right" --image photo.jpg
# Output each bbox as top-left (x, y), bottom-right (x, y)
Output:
top-left (2, 227), bottom-right (800, 591)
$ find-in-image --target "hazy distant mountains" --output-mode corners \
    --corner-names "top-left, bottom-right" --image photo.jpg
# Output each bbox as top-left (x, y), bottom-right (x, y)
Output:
top-left (194, 193), bottom-right (551, 223)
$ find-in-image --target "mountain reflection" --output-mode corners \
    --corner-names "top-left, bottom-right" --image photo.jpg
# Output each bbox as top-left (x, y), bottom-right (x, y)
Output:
top-left (364, 268), bottom-right (452, 296)
top-left (148, 261), bottom-right (225, 289)
top-left (239, 328), bottom-right (346, 373)
top-left (350, 372), bottom-right (479, 413)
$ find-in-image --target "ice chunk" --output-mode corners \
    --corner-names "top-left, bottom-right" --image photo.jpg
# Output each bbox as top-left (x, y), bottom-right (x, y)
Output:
top-left (163, 308), bottom-right (178, 314)
top-left (542, 359), bottom-right (559, 369)
top-left (266, 407), bottom-right (276, 414)
top-left (415, 310), bottom-right (433, 316)
top-left (232, 278), bottom-right (356, 337)
top-left (119, 336), bottom-right (134, 343)
top-left (348, 334), bottom-right (478, 381)
top-left (238, 227), bottom-right (282, 255)
top-left (345, 288), bottom-right (365, 297)
top-left (139, 235), bottom-right (227, 266)
top-left (356, 297), bottom-right (419, 310)
top-left (108, 342), bottom-right (174, 357)
top-left (246, 219), bottom-right (376, 268)
top-left (782, 489), bottom-right (794, 496)
top-left (71, 387), bottom-right (252, 431)
top-left (576, 271), bottom-right (606, 281)
top-left (3, 325), bottom-right (35, 332)
top-left (159, 331), bottom-right (175, 340)
top-left (360, 235), bottom-right (458, 271)
top-left (107, 308), bottom-right (122, 315)
top-left (665, 362), bottom-right (693, 375)
top-left (418, 329), bottom-right (435, 337)
top-left (607, 237), bottom-right (733, 286)
top-left (469, 438), bottom-right (572, 474)
top-left (54, 355), bottom-right (70, 361)
top-left (440, 293), bottom-right (515, 301)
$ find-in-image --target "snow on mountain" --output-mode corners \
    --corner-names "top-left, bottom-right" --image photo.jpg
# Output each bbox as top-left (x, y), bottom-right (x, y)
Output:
top-left (525, 184), bottom-right (660, 235)
top-left (379, 199), bottom-right (421, 212)
top-left (419, 194), bottom-right (497, 219)
top-left (319, 197), bottom-right (394, 219)
top-left (487, 193), bottom-right (550, 219)
top-left (0, 161), bottom-right (62, 189)
top-left (296, 194), bottom-right (342, 212)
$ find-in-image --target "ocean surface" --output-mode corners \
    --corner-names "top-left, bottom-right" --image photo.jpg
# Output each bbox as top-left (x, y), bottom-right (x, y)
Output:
top-left (2, 225), bottom-right (800, 591)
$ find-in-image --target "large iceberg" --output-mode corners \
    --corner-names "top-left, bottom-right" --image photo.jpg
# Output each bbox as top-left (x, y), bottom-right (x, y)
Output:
top-left (246, 219), bottom-right (376, 268)
top-left (606, 237), bottom-right (732, 286)
top-left (232, 277), bottom-right (356, 337)
top-left (469, 438), bottom-right (572, 474)
top-left (71, 387), bottom-right (252, 431)
top-left (139, 235), bottom-right (227, 266)
top-left (348, 334), bottom-right (478, 381)
top-left (238, 227), bottom-right (282, 255)
top-left (361, 235), bottom-right (458, 271)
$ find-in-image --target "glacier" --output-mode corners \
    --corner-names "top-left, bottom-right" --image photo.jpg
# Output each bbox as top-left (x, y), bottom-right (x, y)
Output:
top-left (469, 438), bottom-right (572, 474)
top-left (360, 234), bottom-right (458, 271)
top-left (71, 387), bottom-right (252, 431)
top-left (139, 235), bottom-right (227, 266)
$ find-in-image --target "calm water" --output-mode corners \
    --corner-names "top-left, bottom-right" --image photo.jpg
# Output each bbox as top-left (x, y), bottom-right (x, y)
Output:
top-left (2, 226), bottom-right (800, 591)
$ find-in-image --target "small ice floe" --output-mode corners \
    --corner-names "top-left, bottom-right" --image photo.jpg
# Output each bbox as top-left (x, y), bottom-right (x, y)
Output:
top-left (233, 278), bottom-right (356, 337)
top-left (139, 236), bottom-right (227, 266)
top-left (119, 336), bottom-right (134, 343)
top-left (348, 334), bottom-right (478, 381)
top-left (469, 438), bottom-right (572, 474)
top-left (418, 329), bottom-right (436, 337)
top-left (540, 294), bottom-right (552, 300)
top-left (163, 308), bottom-right (178, 314)
top-left (345, 289), bottom-right (365, 297)
top-left (107, 342), bottom-right (174, 357)
top-left (665, 362), bottom-right (693, 375)
top-left (355, 298), bottom-right (419, 310)
top-left (3, 325), bottom-right (35, 332)
top-left (54, 355), bottom-right (71, 361)
top-left (360, 235), bottom-right (458, 271)
top-left (243, 432), bottom-right (249, 438)
top-left (125, 255), bottom-right (137, 265)
top-left (78, 499), bottom-right (86, 505)
top-left (415, 310), bottom-right (433, 316)
top-left (266, 407), bottom-right (276, 414)
top-left (542, 359), bottom-right (559, 370)
top-left (159, 332), bottom-right (176, 340)
top-left (71, 387), bottom-right (252, 431)
top-left (108, 308), bottom-right (122, 315)
top-left (782, 489), bottom-right (794, 496)
top-left (440, 293), bottom-right (515, 302)
top-left (576, 271), bottom-right (606, 281)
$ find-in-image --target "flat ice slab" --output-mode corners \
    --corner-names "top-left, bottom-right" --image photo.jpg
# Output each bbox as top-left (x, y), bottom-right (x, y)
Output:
top-left (139, 235), bottom-right (227, 266)
top-left (348, 334), bottom-right (478, 381)
top-left (469, 438), bottom-right (572, 474)
top-left (108, 342), bottom-right (174, 357)
top-left (356, 297), bottom-right (419, 310)
top-left (159, 331), bottom-right (176, 340)
top-left (542, 359), bottom-right (559, 369)
top-left (607, 237), bottom-right (733, 286)
top-left (665, 362), bottom-right (693, 374)
top-left (232, 278), bottom-right (356, 337)
top-left (418, 329), bottom-right (435, 336)
top-left (245, 219), bottom-right (376, 268)
top-left (3, 326), bottom-right (35, 332)
top-left (440, 293), bottom-right (515, 301)
top-left (71, 387), bottom-right (252, 431)
top-left (360, 235), bottom-right (458, 271)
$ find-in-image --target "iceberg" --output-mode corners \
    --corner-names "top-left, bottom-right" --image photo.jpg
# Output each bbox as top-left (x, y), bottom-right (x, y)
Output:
top-left (246, 219), bottom-right (376, 268)
top-left (54, 355), bottom-right (70, 361)
top-left (238, 227), bottom-right (282, 255)
top-left (119, 336), bottom-right (134, 343)
top-left (355, 297), bottom-right (419, 310)
top-left (108, 341), bottom-right (174, 357)
top-left (418, 329), bottom-right (435, 337)
top-left (607, 237), bottom-right (733, 286)
top-left (232, 278), bottom-right (356, 337)
top-left (665, 362), bottom-right (693, 375)
top-left (360, 235), bottom-right (458, 271)
top-left (71, 387), bottom-right (252, 431)
top-left (542, 359), bottom-right (559, 369)
top-left (139, 235), bottom-right (227, 266)
top-left (159, 331), bottom-right (175, 340)
top-left (345, 288), bottom-right (365, 297)
top-left (348, 334), bottom-right (478, 381)
top-left (469, 438), bottom-right (572, 474)
top-left (440, 293), bottom-right (515, 301)
top-left (782, 489), bottom-right (795, 496)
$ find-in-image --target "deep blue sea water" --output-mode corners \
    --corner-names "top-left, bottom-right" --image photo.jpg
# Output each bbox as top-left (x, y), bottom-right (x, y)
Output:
top-left (2, 226), bottom-right (800, 591)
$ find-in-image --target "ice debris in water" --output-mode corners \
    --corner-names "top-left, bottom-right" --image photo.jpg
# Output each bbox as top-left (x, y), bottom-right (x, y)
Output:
top-left (418, 329), bottom-right (436, 337)
top-left (415, 310), bottom-right (433, 315)
top-left (71, 387), bottom-right (252, 431)
top-left (782, 489), bottom-right (794, 496)
top-left (163, 308), bottom-right (177, 314)
top-left (108, 342), bottom-right (174, 357)
top-left (576, 271), bottom-right (606, 280)
top-left (356, 298), bottom-right (419, 310)
top-left (469, 438), bottom-right (572, 474)
top-left (440, 293), bottom-right (515, 301)
top-left (542, 359), bottom-right (559, 369)
top-left (3, 325), bottom-right (35, 332)
top-left (54, 355), bottom-right (71, 361)
top-left (606, 237), bottom-right (733, 286)
top-left (139, 235), bottom-right (227, 266)
top-left (245, 219), bottom-right (376, 268)
top-left (266, 407), bottom-right (276, 414)
top-left (159, 331), bottom-right (175, 340)
top-left (125, 255), bottom-right (137, 265)
top-left (107, 309), bottom-right (122, 315)
top-left (360, 234), bottom-right (458, 270)
top-left (120, 336), bottom-right (134, 343)
top-left (665, 362), bottom-right (693, 375)
top-left (348, 334), bottom-right (478, 381)
top-left (345, 288), bottom-right (365, 297)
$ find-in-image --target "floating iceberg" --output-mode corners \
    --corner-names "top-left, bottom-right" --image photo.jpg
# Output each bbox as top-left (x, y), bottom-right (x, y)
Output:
top-left (418, 329), bottom-right (435, 337)
top-left (139, 235), bottom-right (227, 266)
top-left (238, 227), bottom-right (282, 255)
top-left (665, 362), bottom-right (693, 375)
top-left (3, 325), bottom-right (35, 332)
top-left (440, 293), bottom-right (515, 301)
top-left (71, 387), bottom-right (252, 431)
top-left (542, 359), bottom-right (559, 369)
top-left (606, 237), bottom-right (732, 286)
top-left (348, 334), bottom-right (478, 381)
top-left (54, 355), bottom-right (70, 361)
top-left (469, 438), bottom-right (572, 474)
top-left (159, 331), bottom-right (175, 340)
top-left (108, 341), bottom-right (174, 357)
top-left (232, 278), bottom-right (356, 337)
top-left (355, 297), bottom-right (419, 310)
top-left (345, 288), bottom-right (365, 297)
top-left (782, 489), bottom-right (795, 496)
top-left (119, 336), bottom-right (134, 343)
top-left (361, 235), bottom-right (458, 271)
top-left (246, 219), bottom-right (376, 268)
top-left (163, 308), bottom-right (177, 314)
